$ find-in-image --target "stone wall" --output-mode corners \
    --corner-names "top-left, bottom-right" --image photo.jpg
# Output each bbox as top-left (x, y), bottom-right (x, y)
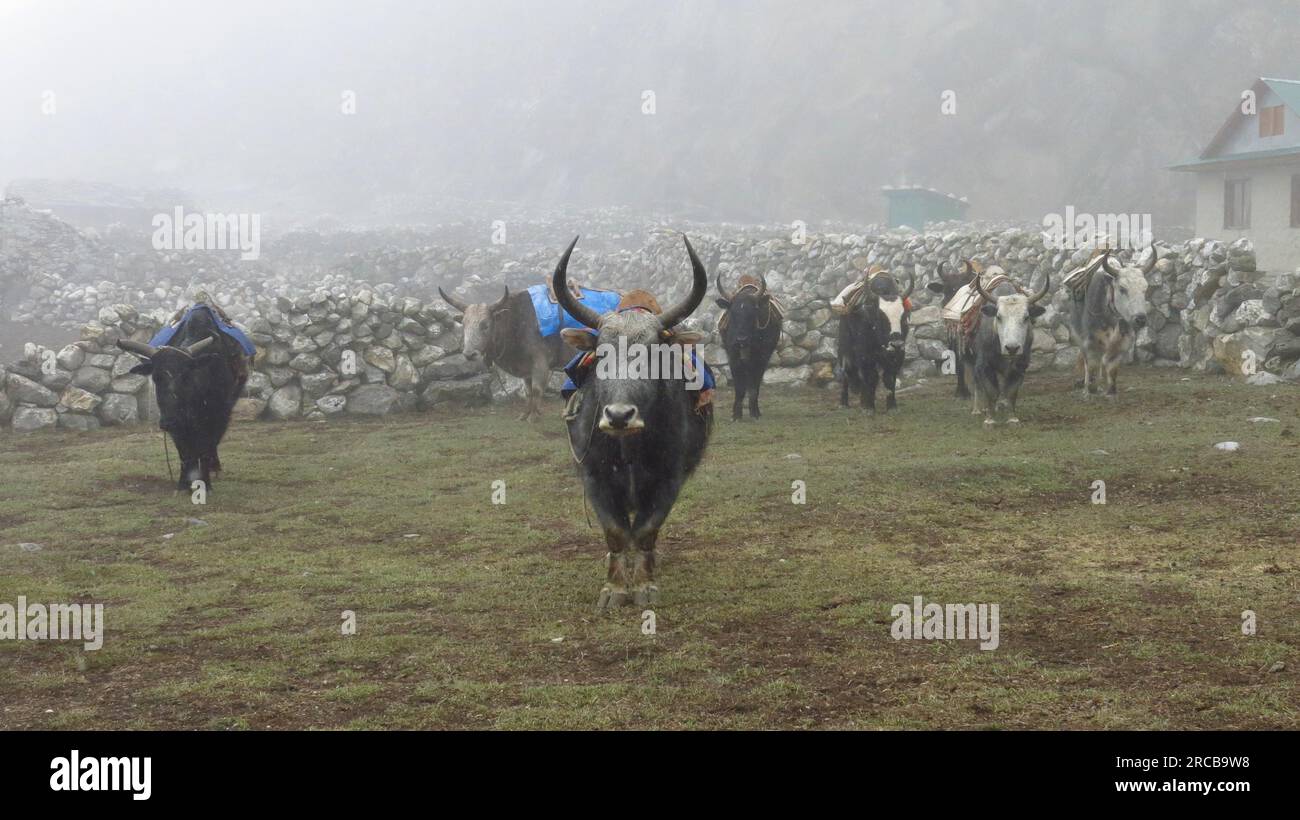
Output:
top-left (4, 225), bottom-right (1298, 433)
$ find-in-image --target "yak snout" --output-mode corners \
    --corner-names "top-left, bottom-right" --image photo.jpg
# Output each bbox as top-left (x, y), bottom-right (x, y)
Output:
top-left (599, 403), bottom-right (644, 435)
top-left (1133, 314), bottom-right (1148, 329)
top-left (1003, 343), bottom-right (1021, 356)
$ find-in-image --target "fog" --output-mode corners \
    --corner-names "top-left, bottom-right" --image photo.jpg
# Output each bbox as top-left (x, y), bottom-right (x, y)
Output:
top-left (2, 0), bottom-right (1298, 227)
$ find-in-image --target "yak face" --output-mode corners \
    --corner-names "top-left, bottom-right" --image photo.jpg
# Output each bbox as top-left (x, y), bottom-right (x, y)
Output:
top-left (981, 293), bottom-right (1044, 357)
top-left (1108, 266), bottom-right (1150, 330)
top-left (717, 292), bottom-right (762, 348)
top-left (555, 234), bottom-right (709, 439)
top-left (715, 282), bottom-right (770, 358)
top-left (119, 334), bottom-right (219, 434)
top-left (856, 275), bottom-right (911, 352)
top-left (564, 310), bottom-right (696, 437)
top-left (874, 294), bottom-right (909, 351)
top-left (439, 286), bottom-right (508, 363)
top-left (132, 349), bottom-right (208, 433)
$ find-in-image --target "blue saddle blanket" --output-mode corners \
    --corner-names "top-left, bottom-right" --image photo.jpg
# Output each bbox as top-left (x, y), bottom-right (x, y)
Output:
top-left (527, 285), bottom-right (621, 338)
top-left (149, 305), bottom-right (257, 356)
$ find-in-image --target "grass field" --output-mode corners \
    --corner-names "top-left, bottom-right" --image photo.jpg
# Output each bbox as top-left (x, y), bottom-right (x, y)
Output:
top-left (1, 366), bottom-right (1297, 729)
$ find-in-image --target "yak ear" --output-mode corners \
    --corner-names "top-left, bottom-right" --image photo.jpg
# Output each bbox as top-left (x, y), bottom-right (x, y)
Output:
top-left (560, 328), bottom-right (599, 351)
top-left (129, 361), bottom-right (154, 376)
top-left (926, 281), bottom-right (946, 293)
top-left (671, 330), bottom-right (705, 345)
top-left (1028, 304), bottom-right (1047, 318)
top-left (981, 304), bottom-right (998, 317)
top-left (714, 298), bottom-right (731, 310)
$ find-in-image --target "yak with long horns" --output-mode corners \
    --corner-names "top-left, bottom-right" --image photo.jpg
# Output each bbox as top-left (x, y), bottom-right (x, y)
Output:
top-left (554, 235), bottom-right (712, 612)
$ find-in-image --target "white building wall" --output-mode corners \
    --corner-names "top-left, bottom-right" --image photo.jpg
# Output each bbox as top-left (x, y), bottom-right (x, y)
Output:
top-left (1194, 161), bottom-right (1300, 276)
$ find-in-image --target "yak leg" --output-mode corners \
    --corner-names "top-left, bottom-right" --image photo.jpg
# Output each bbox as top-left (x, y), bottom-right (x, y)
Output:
top-left (839, 361), bottom-right (852, 408)
top-left (954, 344), bottom-right (972, 399)
top-left (1083, 346), bottom-right (1103, 398)
top-left (748, 369), bottom-right (762, 418)
top-left (519, 358), bottom-right (548, 421)
top-left (629, 474), bottom-right (685, 607)
top-left (1003, 366), bottom-right (1026, 424)
top-left (1073, 350), bottom-right (1086, 390)
top-left (976, 367), bottom-right (1000, 425)
top-left (172, 436), bottom-right (199, 491)
top-left (862, 362), bottom-right (879, 415)
top-left (1103, 341), bottom-right (1123, 399)
top-left (598, 529), bottom-right (633, 611)
top-left (731, 362), bottom-right (747, 421)
top-left (883, 362), bottom-right (898, 411)
top-left (587, 476), bottom-right (633, 612)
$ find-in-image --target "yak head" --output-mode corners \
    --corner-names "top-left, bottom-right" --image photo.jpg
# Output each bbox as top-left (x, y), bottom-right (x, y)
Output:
top-left (117, 336), bottom-right (217, 433)
top-left (973, 266), bottom-right (1051, 357)
top-left (852, 269), bottom-right (915, 353)
top-left (926, 260), bottom-right (977, 302)
top-left (1100, 248), bottom-right (1155, 331)
top-left (438, 285), bottom-right (509, 363)
top-left (556, 235), bottom-right (707, 437)
top-left (715, 272), bottom-right (771, 355)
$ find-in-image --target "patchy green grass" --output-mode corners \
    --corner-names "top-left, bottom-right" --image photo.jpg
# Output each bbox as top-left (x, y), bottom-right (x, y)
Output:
top-left (0, 366), bottom-right (1297, 729)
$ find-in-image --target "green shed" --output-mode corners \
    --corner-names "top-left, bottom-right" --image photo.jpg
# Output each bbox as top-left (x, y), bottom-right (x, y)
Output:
top-left (882, 186), bottom-right (970, 229)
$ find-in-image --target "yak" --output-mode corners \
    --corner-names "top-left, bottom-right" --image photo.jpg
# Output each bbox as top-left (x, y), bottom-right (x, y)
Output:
top-left (118, 305), bottom-right (250, 489)
top-left (1068, 247), bottom-right (1155, 398)
top-left (967, 269), bottom-right (1051, 425)
top-left (553, 235), bottom-right (711, 612)
top-left (836, 269), bottom-right (915, 414)
top-left (437, 285), bottom-right (573, 421)
top-left (926, 260), bottom-right (977, 399)
top-left (715, 271), bottom-right (781, 420)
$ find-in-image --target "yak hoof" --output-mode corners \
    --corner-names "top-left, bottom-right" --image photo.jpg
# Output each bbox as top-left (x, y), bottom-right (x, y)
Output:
top-left (983, 417), bottom-right (998, 426)
top-left (634, 585), bottom-right (659, 607)
top-left (597, 587), bottom-right (632, 613)
top-left (1006, 417), bottom-right (1021, 424)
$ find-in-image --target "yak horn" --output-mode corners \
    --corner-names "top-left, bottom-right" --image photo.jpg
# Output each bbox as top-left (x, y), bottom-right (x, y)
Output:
top-left (1100, 249), bottom-right (1121, 278)
top-left (1029, 273), bottom-right (1051, 304)
top-left (438, 286), bottom-right (470, 313)
top-left (715, 272), bottom-right (734, 302)
top-left (756, 272), bottom-right (767, 298)
top-left (659, 236), bottom-right (709, 330)
top-left (552, 237), bottom-right (602, 330)
top-left (117, 339), bottom-right (158, 358)
top-left (971, 270), bottom-right (993, 303)
top-left (901, 269), bottom-right (915, 299)
top-left (491, 285), bottom-right (510, 312)
top-left (185, 336), bottom-right (216, 356)
top-left (1141, 244), bottom-right (1159, 275)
